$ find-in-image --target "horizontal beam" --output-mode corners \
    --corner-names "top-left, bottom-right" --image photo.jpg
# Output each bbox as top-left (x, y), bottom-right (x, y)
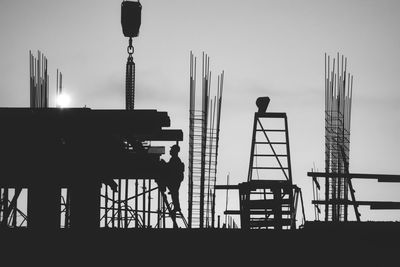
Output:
top-left (256, 112), bottom-right (287, 119)
top-left (252, 167), bottom-right (288, 169)
top-left (256, 129), bottom-right (285, 132)
top-left (224, 210), bottom-right (293, 215)
top-left (0, 108), bottom-right (183, 139)
top-left (224, 210), bottom-right (241, 215)
top-left (215, 185), bottom-right (239, 190)
top-left (254, 142), bottom-right (287, 145)
top-left (307, 172), bottom-right (400, 182)
top-left (215, 180), bottom-right (294, 190)
top-left (245, 199), bottom-right (292, 209)
top-left (134, 130), bottom-right (183, 141)
top-left (254, 154), bottom-right (288, 157)
top-left (312, 200), bottom-right (400, 209)
top-left (249, 218), bottom-right (292, 228)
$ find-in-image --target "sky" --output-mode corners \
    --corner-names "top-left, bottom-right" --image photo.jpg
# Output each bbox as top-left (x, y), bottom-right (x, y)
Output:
top-left (0, 0), bottom-right (400, 224)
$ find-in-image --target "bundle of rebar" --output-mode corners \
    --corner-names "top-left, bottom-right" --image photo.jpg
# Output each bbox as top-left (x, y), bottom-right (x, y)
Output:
top-left (324, 53), bottom-right (353, 221)
top-left (29, 50), bottom-right (49, 108)
top-left (188, 51), bottom-right (224, 228)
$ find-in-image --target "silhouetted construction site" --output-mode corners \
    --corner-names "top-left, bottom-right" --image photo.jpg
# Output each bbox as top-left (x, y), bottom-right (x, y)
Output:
top-left (1, 0), bottom-right (400, 259)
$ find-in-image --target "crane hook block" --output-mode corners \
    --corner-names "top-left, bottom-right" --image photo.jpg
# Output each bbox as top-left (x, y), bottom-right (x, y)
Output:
top-left (121, 1), bottom-right (142, 38)
top-left (256, 97), bottom-right (270, 113)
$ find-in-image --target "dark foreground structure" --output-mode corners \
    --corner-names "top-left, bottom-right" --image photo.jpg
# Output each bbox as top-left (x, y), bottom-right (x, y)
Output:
top-left (1, 222), bottom-right (400, 265)
top-left (0, 107), bottom-right (399, 264)
top-left (0, 107), bottom-right (183, 230)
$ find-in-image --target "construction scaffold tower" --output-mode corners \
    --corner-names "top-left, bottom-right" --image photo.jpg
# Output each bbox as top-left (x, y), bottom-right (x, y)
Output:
top-left (309, 53), bottom-right (400, 221)
top-left (323, 53), bottom-right (353, 222)
top-left (241, 97), bottom-right (304, 229)
top-left (188, 51), bottom-right (224, 228)
top-left (215, 97), bottom-right (305, 230)
top-left (308, 53), bottom-right (355, 222)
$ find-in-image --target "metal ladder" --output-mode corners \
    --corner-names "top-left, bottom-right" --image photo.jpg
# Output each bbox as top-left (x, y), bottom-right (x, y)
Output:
top-left (160, 192), bottom-right (188, 228)
top-left (247, 112), bottom-right (292, 182)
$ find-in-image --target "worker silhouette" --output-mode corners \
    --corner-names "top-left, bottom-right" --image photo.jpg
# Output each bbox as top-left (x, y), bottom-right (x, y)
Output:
top-left (161, 144), bottom-right (184, 213)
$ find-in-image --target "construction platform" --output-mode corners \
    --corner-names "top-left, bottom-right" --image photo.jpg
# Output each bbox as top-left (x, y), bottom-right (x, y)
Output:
top-left (0, 107), bottom-right (183, 230)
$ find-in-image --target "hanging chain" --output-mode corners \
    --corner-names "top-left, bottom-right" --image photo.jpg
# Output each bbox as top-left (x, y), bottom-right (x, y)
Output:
top-left (127, 37), bottom-right (134, 57)
top-left (126, 37), bottom-right (135, 110)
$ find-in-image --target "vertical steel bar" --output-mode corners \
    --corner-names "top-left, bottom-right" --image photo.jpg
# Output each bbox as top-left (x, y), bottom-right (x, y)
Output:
top-left (118, 179), bottom-right (121, 227)
top-left (124, 179), bottom-right (128, 228)
top-left (12, 189), bottom-right (17, 227)
top-left (135, 179), bottom-right (138, 228)
top-left (45, 56), bottom-right (48, 107)
top-left (188, 51), bottom-right (195, 228)
top-left (3, 189), bottom-right (8, 226)
top-left (105, 185), bottom-right (108, 227)
top-left (111, 189), bottom-right (115, 228)
top-left (205, 98), bottom-right (214, 226)
top-left (157, 190), bottom-right (161, 228)
top-left (147, 179), bottom-right (151, 227)
top-left (162, 197), bottom-right (166, 229)
top-left (199, 52), bottom-right (206, 228)
top-left (56, 69), bottom-right (59, 107)
top-left (0, 188), bottom-right (2, 222)
top-left (224, 174), bottom-right (229, 226)
top-left (325, 54), bottom-right (330, 221)
top-left (142, 180), bottom-right (145, 227)
top-left (285, 115), bottom-right (293, 182)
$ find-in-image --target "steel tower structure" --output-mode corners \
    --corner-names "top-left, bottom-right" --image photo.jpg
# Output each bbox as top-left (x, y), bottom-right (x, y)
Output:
top-left (324, 53), bottom-right (353, 221)
top-left (188, 51), bottom-right (224, 228)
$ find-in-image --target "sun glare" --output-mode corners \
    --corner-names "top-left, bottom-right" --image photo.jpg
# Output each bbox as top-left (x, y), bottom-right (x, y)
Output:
top-left (57, 93), bottom-right (71, 108)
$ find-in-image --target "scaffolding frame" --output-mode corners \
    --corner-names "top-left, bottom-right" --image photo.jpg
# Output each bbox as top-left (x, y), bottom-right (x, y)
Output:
top-left (243, 110), bottom-right (302, 229)
top-left (99, 176), bottom-right (186, 229)
top-left (215, 101), bottom-right (306, 230)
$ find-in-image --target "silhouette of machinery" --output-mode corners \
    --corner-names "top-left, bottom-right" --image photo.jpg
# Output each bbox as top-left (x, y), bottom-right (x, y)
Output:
top-left (216, 97), bottom-right (305, 230)
top-left (0, 108), bottom-right (182, 230)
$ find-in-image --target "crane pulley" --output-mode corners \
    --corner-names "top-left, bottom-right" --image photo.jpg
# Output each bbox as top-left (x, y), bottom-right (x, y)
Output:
top-left (121, 0), bottom-right (142, 38)
top-left (121, 0), bottom-right (142, 110)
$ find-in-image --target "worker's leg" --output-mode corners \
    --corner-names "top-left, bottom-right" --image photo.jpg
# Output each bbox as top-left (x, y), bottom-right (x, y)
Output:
top-left (170, 182), bottom-right (181, 212)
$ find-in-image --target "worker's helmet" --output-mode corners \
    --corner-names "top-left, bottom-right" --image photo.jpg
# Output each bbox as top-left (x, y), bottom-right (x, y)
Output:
top-left (170, 144), bottom-right (180, 153)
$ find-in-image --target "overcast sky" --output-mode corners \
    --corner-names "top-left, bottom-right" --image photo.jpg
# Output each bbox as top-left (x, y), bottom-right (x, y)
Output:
top-left (1, 0), bottom-right (400, 223)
